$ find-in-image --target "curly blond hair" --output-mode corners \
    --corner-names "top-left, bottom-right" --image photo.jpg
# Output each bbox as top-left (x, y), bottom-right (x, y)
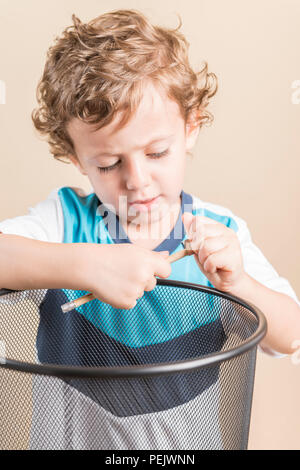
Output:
top-left (32, 9), bottom-right (217, 162)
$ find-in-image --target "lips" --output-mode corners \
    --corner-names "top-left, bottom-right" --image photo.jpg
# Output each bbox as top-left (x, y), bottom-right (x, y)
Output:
top-left (129, 196), bottom-right (158, 205)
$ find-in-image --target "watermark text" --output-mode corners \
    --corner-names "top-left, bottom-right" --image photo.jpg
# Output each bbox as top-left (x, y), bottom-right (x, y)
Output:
top-left (291, 80), bottom-right (300, 104)
top-left (0, 80), bottom-right (6, 104)
top-left (0, 340), bottom-right (6, 364)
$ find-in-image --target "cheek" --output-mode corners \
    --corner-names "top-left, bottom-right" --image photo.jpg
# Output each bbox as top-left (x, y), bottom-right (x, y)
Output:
top-left (87, 170), bottom-right (118, 203)
top-left (166, 150), bottom-right (186, 180)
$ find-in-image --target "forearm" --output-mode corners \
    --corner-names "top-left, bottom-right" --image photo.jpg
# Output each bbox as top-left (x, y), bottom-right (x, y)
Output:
top-left (0, 234), bottom-right (87, 291)
top-left (229, 273), bottom-right (300, 355)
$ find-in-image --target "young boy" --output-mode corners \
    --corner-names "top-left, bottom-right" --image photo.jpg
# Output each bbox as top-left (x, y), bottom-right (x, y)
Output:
top-left (0, 9), bottom-right (299, 449)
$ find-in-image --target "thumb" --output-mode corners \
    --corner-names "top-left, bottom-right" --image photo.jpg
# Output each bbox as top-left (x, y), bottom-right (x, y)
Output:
top-left (182, 212), bottom-right (194, 237)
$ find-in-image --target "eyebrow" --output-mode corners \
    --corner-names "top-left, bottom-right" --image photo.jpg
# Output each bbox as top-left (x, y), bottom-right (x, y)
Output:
top-left (88, 134), bottom-right (175, 160)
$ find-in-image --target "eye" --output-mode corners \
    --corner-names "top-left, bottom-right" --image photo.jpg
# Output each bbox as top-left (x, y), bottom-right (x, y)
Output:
top-left (97, 161), bottom-right (121, 173)
top-left (97, 149), bottom-right (169, 174)
top-left (149, 149), bottom-right (169, 159)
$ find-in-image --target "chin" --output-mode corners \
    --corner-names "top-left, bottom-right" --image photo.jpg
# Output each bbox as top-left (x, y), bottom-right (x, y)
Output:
top-left (129, 209), bottom-right (162, 226)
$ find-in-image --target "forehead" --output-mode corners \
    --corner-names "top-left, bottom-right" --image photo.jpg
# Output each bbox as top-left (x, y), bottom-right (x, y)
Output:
top-left (67, 81), bottom-right (184, 152)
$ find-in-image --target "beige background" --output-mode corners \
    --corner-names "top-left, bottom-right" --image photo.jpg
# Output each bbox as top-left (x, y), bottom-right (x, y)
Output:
top-left (0, 0), bottom-right (299, 449)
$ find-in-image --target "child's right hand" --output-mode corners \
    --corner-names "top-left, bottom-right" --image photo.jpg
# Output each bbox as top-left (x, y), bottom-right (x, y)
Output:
top-left (78, 244), bottom-right (171, 309)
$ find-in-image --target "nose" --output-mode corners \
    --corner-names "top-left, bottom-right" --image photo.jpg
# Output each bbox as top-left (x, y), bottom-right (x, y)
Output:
top-left (124, 157), bottom-right (151, 191)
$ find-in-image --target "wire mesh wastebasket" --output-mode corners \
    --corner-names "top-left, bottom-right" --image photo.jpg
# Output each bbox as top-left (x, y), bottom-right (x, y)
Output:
top-left (0, 279), bottom-right (266, 450)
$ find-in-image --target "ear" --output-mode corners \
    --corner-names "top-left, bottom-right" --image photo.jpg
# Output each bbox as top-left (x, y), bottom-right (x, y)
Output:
top-left (67, 154), bottom-right (88, 176)
top-left (185, 111), bottom-right (201, 151)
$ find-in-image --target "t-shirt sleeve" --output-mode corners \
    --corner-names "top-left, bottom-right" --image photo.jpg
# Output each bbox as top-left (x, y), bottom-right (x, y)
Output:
top-left (235, 215), bottom-right (300, 358)
top-left (0, 188), bottom-right (64, 243)
top-left (0, 189), bottom-right (64, 307)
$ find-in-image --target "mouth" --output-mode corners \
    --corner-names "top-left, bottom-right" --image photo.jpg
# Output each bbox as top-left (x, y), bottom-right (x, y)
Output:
top-left (128, 195), bottom-right (160, 211)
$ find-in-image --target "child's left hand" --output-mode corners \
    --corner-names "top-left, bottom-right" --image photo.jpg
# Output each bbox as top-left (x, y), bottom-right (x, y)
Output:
top-left (182, 213), bottom-right (246, 293)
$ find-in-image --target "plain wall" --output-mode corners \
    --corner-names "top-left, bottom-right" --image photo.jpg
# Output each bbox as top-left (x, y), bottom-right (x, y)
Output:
top-left (0, 0), bottom-right (299, 449)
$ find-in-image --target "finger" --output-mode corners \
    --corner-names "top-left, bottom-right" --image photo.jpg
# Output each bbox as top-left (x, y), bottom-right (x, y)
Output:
top-left (192, 215), bottom-right (220, 225)
top-left (191, 222), bottom-right (227, 242)
top-left (159, 250), bottom-right (169, 258)
top-left (134, 283), bottom-right (147, 300)
top-left (182, 214), bottom-right (206, 241)
top-left (126, 300), bottom-right (137, 310)
top-left (197, 236), bottom-right (229, 265)
top-left (144, 275), bottom-right (157, 292)
top-left (153, 256), bottom-right (171, 279)
top-left (186, 217), bottom-right (228, 245)
top-left (182, 212), bottom-right (194, 237)
top-left (203, 247), bottom-right (233, 274)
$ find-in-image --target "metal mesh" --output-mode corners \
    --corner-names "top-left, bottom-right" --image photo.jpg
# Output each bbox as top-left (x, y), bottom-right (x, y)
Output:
top-left (0, 281), bottom-right (266, 450)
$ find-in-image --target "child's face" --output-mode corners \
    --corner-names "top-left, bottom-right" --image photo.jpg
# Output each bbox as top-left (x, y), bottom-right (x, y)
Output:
top-left (67, 81), bottom-right (199, 232)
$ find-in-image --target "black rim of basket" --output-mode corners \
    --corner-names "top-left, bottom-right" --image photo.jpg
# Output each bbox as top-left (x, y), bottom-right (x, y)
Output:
top-left (0, 279), bottom-right (267, 378)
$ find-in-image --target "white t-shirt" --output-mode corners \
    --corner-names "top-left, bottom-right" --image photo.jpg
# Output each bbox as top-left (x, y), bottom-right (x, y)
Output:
top-left (0, 186), bottom-right (298, 359)
top-left (1, 186), bottom-right (299, 450)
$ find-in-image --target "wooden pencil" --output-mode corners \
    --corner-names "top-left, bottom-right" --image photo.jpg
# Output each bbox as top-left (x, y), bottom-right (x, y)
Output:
top-left (61, 239), bottom-right (194, 313)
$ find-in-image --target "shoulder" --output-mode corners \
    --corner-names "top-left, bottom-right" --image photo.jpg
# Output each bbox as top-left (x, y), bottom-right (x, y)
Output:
top-left (189, 193), bottom-right (248, 235)
top-left (29, 186), bottom-right (95, 219)
top-left (56, 185), bottom-right (95, 201)
top-left (56, 186), bottom-right (100, 219)
top-left (25, 186), bottom-right (94, 212)
top-left (55, 186), bottom-right (108, 243)
top-left (0, 186), bottom-right (72, 242)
